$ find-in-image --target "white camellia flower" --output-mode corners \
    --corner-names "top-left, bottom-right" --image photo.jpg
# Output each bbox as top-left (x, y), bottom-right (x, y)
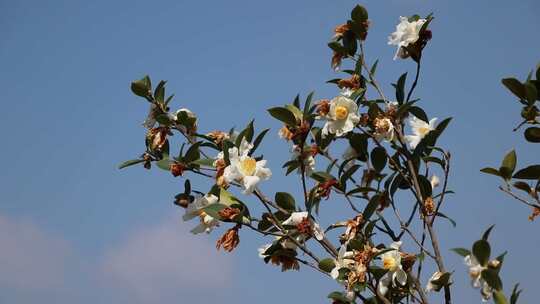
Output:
top-left (388, 16), bottom-right (426, 60)
top-left (182, 194), bottom-right (220, 234)
top-left (291, 145), bottom-right (316, 175)
top-left (331, 245), bottom-right (356, 280)
top-left (282, 211), bottom-right (325, 241)
top-left (321, 96), bottom-right (360, 137)
top-left (404, 116), bottom-right (437, 149)
top-left (464, 254), bottom-right (493, 301)
top-left (378, 241), bottom-right (407, 296)
top-left (214, 137), bottom-right (253, 167)
top-left (223, 143), bottom-right (272, 195)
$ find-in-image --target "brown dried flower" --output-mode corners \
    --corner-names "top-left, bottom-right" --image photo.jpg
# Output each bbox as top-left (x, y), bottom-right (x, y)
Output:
top-left (278, 125), bottom-right (294, 141)
top-left (529, 206), bottom-right (540, 221)
top-left (216, 225), bottom-right (240, 252)
top-left (316, 99), bottom-right (331, 117)
top-left (423, 196), bottom-right (436, 216)
top-left (170, 162), bottom-right (185, 177)
top-left (296, 217), bottom-right (313, 235)
top-left (218, 207), bottom-right (241, 221)
top-left (270, 255), bottom-right (300, 272)
top-left (338, 74), bottom-right (361, 90)
top-left (331, 52), bottom-right (344, 71)
top-left (206, 130), bottom-right (230, 147)
top-left (147, 127), bottom-right (170, 151)
top-left (334, 23), bottom-right (351, 37)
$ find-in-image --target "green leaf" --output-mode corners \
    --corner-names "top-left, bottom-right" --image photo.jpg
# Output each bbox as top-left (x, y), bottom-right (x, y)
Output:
top-left (267, 107), bottom-right (298, 126)
top-left (499, 150), bottom-right (517, 179)
top-left (285, 104), bottom-right (303, 121)
top-left (395, 73), bottom-right (407, 103)
top-left (513, 181), bottom-right (532, 194)
top-left (304, 91), bottom-right (315, 116)
top-left (513, 165), bottom-right (540, 180)
top-left (250, 128), bottom-right (270, 156)
top-left (154, 80), bottom-right (166, 103)
top-left (351, 5), bottom-right (368, 22)
top-left (156, 158), bottom-right (173, 171)
top-left (328, 291), bottom-right (352, 304)
top-left (183, 142), bottom-right (201, 164)
top-left (118, 159), bottom-right (145, 169)
top-left (370, 60), bottom-right (379, 76)
top-left (370, 147), bottom-right (387, 172)
top-left (482, 225), bottom-right (495, 241)
top-left (363, 195), bottom-right (380, 220)
top-left (524, 81), bottom-right (538, 104)
top-left (502, 78), bottom-right (525, 100)
top-left (408, 106), bottom-right (428, 123)
top-left (311, 171), bottom-right (335, 183)
top-left (348, 133), bottom-right (368, 161)
top-left (472, 239), bottom-right (491, 266)
top-left (450, 247), bottom-right (471, 257)
top-left (275, 192), bottom-right (296, 211)
top-left (235, 120), bottom-right (255, 147)
top-left (480, 167), bottom-right (501, 177)
top-left (202, 203), bottom-right (227, 220)
top-left (340, 164), bottom-right (360, 189)
top-left (435, 212), bottom-right (456, 227)
top-left (493, 290), bottom-right (509, 304)
top-left (191, 157), bottom-right (215, 167)
top-left (524, 127), bottom-right (540, 143)
top-left (482, 268), bottom-right (503, 291)
top-left (510, 283), bottom-right (522, 304)
top-left (318, 258), bottom-right (336, 273)
top-left (131, 75), bottom-right (151, 98)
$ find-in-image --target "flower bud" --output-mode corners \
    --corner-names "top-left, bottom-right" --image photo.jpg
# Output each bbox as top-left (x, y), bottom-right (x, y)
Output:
top-left (170, 162), bottom-right (185, 177)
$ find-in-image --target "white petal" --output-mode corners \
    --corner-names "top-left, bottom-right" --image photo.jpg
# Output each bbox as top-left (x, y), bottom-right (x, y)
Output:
top-left (242, 175), bottom-right (261, 194)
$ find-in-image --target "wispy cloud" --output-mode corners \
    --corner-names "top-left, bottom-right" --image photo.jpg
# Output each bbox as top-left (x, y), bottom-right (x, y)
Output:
top-left (0, 214), bottom-right (233, 303)
top-left (100, 216), bottom-right (233, 303)
top-left (0, 214), bottom-right (73, 301)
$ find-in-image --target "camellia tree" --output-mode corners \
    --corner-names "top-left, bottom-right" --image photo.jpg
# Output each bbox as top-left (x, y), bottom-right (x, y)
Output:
top-left (119, 4), bottom-right (533, 304)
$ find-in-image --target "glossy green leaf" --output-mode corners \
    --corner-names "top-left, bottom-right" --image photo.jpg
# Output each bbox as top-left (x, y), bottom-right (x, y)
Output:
top-left (502, 78), bottom-right (525, 100)
top-left (513, 165), bottom-right (540, 179)
top-left (480, 167), bottom-right (501, 177)
top-left (351, 5), bottom-right (368, 22)
top-left (482, 268), bottom-right (503, 291)
top-left (524, 127), bottom-right (540, 143)
top-left (370, 147), bottom-right (387, 172)
top-left (450, 247), bottom-right (471, 257)
top-left (118, 159), bottom-right (145, 169)
top-left (275, 192), bottom-right (296, 211)
top-left (267, 107), bottom-right (298, 126)
top-left (472, 239), bottom-right (491, 266)
top-left (499, 150), bottom-right (517, 178)
top-left (318, 258), bottom-right (336, 273)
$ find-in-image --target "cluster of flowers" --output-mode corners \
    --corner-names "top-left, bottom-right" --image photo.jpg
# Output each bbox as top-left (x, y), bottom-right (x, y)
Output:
top-left (121, 4), bottom-right (524, 304)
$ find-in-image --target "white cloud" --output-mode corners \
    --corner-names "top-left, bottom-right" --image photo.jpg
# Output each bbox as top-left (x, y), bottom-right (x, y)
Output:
top-left (0, 213), bottom-right (233, 303)
top-left (100, 216), bottom-right (233, 303)
top-left (0, 214), bottom-right (73, 299)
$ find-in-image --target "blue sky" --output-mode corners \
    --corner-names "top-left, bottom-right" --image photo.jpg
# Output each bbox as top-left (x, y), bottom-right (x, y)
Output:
top-left (1, 0), bottom-right (539, 303)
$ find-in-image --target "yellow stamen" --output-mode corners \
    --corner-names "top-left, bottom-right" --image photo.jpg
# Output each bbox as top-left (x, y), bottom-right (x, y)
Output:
top-left (418, 126), bottom-right (430, 136)
top-left (239, 158), bottom-right (257, 176)
top-left (335, 105), bottom-right (349, 120)
top-left (383, 256), bottom-right (397, 271)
